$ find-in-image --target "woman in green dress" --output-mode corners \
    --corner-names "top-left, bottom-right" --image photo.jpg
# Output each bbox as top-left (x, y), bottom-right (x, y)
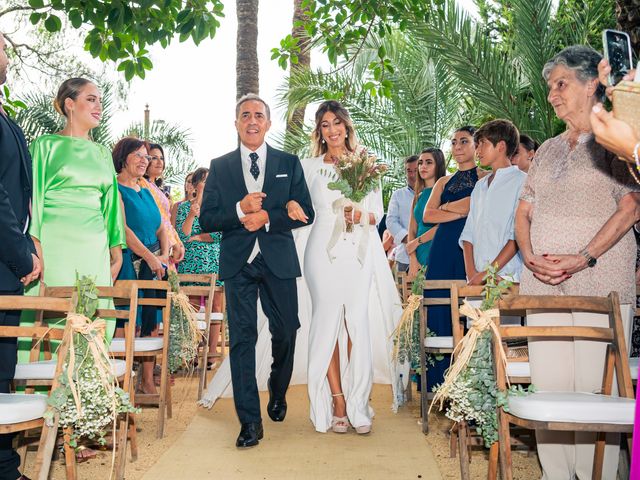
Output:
top-left (23, 78), bottom-right (126, 345)
top-left (407, 147), bottom-right (447, 279)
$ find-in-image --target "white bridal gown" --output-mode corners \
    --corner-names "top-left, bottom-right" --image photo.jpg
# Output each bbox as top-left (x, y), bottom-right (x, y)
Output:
top-left (199, 155), bottom-right (407, 431)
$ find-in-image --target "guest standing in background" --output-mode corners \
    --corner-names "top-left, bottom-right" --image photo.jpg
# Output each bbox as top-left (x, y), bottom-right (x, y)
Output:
top-left (0, 32), bottom-right (41, 480)
top-left (386, 155), bottom-right (418, 273)
top-left (175, 167), bottom-right (224, 362)
top-left (516, 46), bottom-right (640, 479)
top-left (422, 126), bottom-right (483, 391)
top-left (460, 119), bottom-right (526, 285)
top-left (114, 137), bottom-right (169, 395)
top-left (510, 133), bottom-right (539, 173)
top-left (139, 143), bottom-right (184, 268)
top-left (171, 171), bottom-right (195, 229)
top-left (25, 77), bottom-right (126, 342)
top-left (407, 148), bottom-right (446, 279)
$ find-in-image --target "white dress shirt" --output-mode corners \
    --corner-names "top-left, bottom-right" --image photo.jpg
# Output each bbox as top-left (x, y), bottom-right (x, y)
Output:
top-left (459, 165), bottom-right (526, 282)
top-left (236, 142), bottom-right (268, 263)
top-left (386, 185), bottom-right (414, 265)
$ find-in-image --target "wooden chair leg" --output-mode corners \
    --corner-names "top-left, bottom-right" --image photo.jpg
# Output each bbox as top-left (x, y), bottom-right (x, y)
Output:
top-left (16, 431), bottom-right (27, 471)
top-left (487, 441), bottom-right (499, 480)
top-left (198, 321), bottom-right (210, 400)
top-left (458, 421), bottom-right (470, 480)
top-left (114, 413), bottom-right (129, 480)
top-left (34, 416), bottom-right (59, 480)
top-left (497, 410), bottom-right (513, 480)
top-left (405, 369), bottom-right (413, 402)
top-left (157, 357), bottom-right (168, 439)
top-left (592, 432), bottom-right (606, 480)
top-left (128, 411), bottom-right (138, 462)
top-left (63, 426), bottom-right (77, 480)
top-left (450, 422), bottom-right (458, 458)
top-left (166, 376), bottom-right (173, 419)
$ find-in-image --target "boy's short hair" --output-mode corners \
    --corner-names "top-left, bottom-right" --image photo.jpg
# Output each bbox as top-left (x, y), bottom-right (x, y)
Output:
top-left (474, 119), bottom-right (520, 158)
top-left (405, 155), bottom-right (418, 164)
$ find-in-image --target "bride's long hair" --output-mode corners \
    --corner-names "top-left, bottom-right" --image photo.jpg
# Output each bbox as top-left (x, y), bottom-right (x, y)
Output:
top-left (311, 100), bottom-right (359, 157)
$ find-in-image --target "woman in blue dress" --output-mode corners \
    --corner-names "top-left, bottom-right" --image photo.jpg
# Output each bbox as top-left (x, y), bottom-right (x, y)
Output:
top-left (407, 147), bottom-right (447, 278)
top-left (422, 127), bottom-right (484, 391)
top-left (114, 137), bottom-right (169, 395)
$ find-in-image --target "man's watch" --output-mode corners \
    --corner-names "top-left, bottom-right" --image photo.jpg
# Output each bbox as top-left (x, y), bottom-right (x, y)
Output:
top-left (579, 249), bottom-right (597, 268)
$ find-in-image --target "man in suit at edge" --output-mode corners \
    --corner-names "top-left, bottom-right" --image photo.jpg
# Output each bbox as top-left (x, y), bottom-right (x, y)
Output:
top-left (200, 93), bottom-right (314, 448)
top-left (0, 32), bottom-right (42, 480)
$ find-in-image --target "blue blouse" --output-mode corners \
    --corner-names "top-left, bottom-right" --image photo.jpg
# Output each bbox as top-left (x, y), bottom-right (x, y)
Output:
top-left (118, 183), bottom-right (161, 248)
top-left (413, 187), bottom-right (436, 266)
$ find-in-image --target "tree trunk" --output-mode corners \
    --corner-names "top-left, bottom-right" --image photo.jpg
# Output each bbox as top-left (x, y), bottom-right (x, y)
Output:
top-left (236, 0), bottom-right (260, 100)
top-left (616, 0), bottom-right (640, 54)
top-left (285, 0), bottom-right (311, 137)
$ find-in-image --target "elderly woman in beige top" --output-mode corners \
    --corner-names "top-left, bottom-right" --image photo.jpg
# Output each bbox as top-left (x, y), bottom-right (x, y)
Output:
top-left (515, 45), bottom-right (640, 480)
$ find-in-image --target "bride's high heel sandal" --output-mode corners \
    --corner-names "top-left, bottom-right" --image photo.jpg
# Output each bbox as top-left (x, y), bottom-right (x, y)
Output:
top-left (331, 393), bottom-right (349, 434)
top-left (355, 424), bottom-right (371, 435)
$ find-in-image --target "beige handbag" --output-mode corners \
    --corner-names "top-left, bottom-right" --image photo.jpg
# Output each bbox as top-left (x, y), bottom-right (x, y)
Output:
top-left (612, 81), bottom-right (640, 132)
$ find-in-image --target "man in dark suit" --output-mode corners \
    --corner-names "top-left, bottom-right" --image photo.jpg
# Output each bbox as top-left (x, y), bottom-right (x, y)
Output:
top-left (200, 94), bottom-right (314, 448)
top-left (0, 32), bottom-right (41, 480)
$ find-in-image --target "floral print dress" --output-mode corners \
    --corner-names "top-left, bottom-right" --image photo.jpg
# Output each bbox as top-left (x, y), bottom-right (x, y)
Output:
top-left (175, 200), bottom-right (223, 286)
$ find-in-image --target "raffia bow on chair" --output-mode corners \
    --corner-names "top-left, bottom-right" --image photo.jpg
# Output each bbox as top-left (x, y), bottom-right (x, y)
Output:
top-left (167, 290), bottom-right (202, 373)
top-left (429, 300), bottom-right (509, 414)
top-left (391, 293), bottom-right (422, 362)
top-left (63, 313), bottom-right (117, 414)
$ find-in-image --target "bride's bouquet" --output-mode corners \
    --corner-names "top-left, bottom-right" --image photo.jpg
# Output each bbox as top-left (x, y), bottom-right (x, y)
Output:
top-left (324, 149), bottom-right (388, 233)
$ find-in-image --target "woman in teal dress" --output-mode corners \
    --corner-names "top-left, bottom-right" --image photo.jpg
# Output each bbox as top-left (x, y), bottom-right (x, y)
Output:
top-left (407, 147), bottom-right (447, 278)
top-left (174, 167), bottom-right (224, 359)
top-left (22, 78), bottom-right (125, 353)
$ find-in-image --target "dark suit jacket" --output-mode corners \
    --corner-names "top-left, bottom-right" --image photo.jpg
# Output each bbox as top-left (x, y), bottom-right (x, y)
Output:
top-left (0, 113), bottom-right (34, 291)
top-left (200, 144), bottom-right (314, 281)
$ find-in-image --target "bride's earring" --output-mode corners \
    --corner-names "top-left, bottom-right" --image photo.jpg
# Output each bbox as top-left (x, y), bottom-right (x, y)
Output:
top-left (322, 137), bottom-right (326, 144)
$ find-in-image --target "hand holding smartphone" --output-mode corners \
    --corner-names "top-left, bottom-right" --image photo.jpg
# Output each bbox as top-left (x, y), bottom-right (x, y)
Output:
top-left (602, 29), bottom-right (634, 86)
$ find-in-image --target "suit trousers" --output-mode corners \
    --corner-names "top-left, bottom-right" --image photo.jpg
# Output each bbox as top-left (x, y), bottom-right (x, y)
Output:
top-left (225, 254), bottom-right (299, 424)
top-left (527, 304), bottom-right (632, 480)
top-left (0, 286), bottom-right (24, 480)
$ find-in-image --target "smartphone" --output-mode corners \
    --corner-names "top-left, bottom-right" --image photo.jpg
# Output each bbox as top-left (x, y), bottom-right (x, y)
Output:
top-left (602, 29), bottom-right (633, 86)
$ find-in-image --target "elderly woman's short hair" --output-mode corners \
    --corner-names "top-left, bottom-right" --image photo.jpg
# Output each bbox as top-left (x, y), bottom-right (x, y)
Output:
top-left (542, 45), bottom-right (606, 101)
top-left (112, 137), bottom-right (149, 174)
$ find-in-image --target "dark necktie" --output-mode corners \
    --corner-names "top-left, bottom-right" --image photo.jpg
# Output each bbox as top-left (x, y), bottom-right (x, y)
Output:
top-left (249, 152), bottom-right (260, 180)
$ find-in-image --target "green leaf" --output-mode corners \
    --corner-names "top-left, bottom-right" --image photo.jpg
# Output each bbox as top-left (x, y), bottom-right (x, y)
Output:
top-left (44, 14), bottom-right (62, 32)
top-left (69, 9), bottom-right (82, 28)
top-left (28, 0), bottom-right (44, 8)
top-left (29, 12), bottom-right (42, 25)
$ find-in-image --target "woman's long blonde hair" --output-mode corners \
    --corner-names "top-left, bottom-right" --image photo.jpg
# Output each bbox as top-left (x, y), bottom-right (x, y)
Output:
top-left (311, 100), bottom-right (358, 157)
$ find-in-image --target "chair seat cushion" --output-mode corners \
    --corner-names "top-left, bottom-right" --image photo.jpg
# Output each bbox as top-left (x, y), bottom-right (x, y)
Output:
top-left (506, 361), bottom-right (530, 379)
top-left (508, 391), bottom-right (634, 425)
top-left (14, 359), bottom-right (128, 380)
top-left (424, 336), bottom-right (453, 349)
top-left (0, 393), bottom-right (48, 424)
top-left (629, 357), bottom-right (638, 381)
top-left (195, 312), bottom-right (224, 322)
top-left (109, 337), bottom-right (164, 353)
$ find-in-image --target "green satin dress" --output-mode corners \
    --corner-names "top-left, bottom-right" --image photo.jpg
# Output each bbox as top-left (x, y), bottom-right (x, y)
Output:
top-left (20, 134), bottom-right (126, 359)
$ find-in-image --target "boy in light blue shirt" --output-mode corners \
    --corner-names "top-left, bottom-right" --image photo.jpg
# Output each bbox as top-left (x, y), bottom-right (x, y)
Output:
top-left (459, 119), bottom-right (527, 284)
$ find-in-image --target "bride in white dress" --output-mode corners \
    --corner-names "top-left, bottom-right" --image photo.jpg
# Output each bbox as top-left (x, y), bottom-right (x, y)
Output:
top-left (199, 102), bottom-right (407, 433)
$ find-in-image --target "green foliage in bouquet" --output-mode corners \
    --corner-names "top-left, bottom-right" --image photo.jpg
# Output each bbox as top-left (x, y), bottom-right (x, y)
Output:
top-left (436, 264), bottom-right (535, 447)
top-left (44, 274), bottom-right (138, 447)
top-left (167, 271), bottom-right (201, 374)
top-left (322, 149), bottom-right (388, 203)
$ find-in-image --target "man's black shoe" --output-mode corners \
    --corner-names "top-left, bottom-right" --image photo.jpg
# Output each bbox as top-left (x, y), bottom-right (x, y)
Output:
top-left (267, 380), bottom-right (287, 422)
top-left (236, 422), bottom-right (264, 448)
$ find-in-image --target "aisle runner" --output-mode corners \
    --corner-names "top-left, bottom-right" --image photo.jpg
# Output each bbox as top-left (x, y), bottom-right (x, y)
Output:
top-left (142, 385), bottom-right (442, 480)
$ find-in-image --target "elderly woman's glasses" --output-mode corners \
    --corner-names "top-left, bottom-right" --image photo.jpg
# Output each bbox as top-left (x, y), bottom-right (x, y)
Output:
top-left (131, 152), bottom-right (151, 161)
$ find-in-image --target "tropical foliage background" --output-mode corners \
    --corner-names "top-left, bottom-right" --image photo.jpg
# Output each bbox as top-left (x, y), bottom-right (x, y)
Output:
top-left (276, 0), bottom-right (620, 204)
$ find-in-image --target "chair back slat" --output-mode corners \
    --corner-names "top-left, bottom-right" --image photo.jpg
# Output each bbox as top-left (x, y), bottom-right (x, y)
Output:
top-left (0, 296), bottom-right (72, 311)
top-left (0, 326), bottom-right (65, 340)
top-left (499, 326), bottom-right (613, 341)
top-left (497, 295), bottom-right (610, 314)
top-left (423, 279), bottom-right (467, 290)
top-left (176, 273), bottom-right (214, 284)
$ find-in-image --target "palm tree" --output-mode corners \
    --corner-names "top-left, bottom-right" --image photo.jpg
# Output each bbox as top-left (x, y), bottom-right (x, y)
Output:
top-left (14, 83), bottom-right (195, 187)
top-left (616, 0), bottom-right (640, 52)
top-left (236, 0), bottom-right (260, 98)
top-left (284, 0), bottom-right (311, 145)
